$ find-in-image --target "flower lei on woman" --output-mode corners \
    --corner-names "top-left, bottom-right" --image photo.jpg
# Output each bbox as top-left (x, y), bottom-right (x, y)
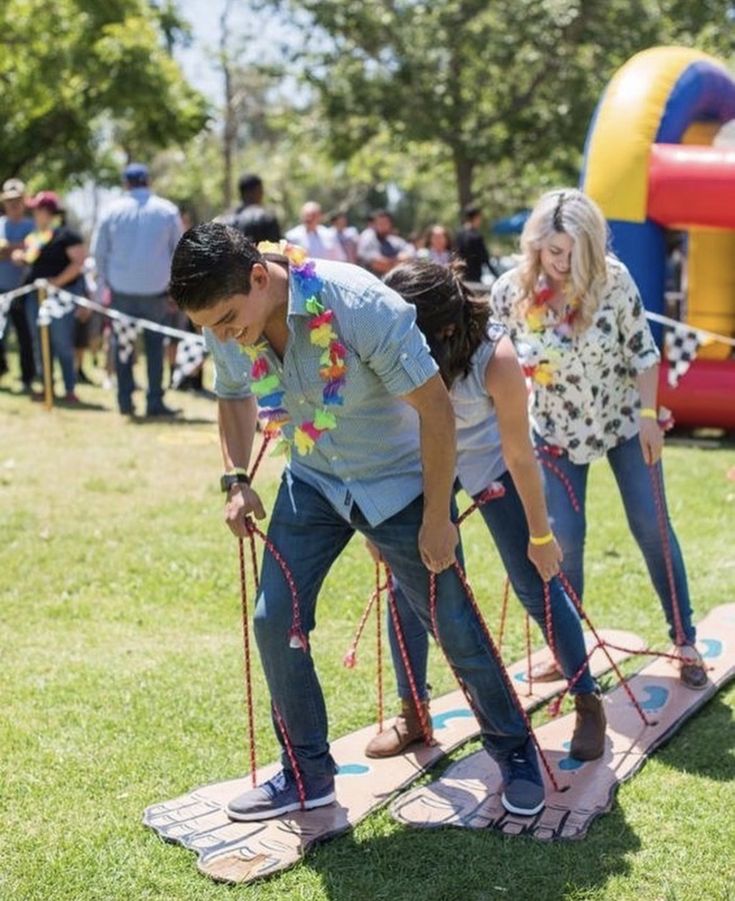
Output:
top-left (241, 240), bottom-right (347, 458)
top-left (523, 281), bottom-right (579, 387)
top-left (21, 227), bottom-right (55, 265)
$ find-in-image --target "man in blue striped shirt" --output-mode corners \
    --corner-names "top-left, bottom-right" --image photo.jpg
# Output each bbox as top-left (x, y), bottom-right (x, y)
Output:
top-left (93, 163), bottom-right (183, 417)
top-left (169, 224), bottom-right (545, 820)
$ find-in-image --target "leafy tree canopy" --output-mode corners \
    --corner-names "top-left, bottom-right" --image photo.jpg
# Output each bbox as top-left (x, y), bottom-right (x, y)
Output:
top-left (267, 0), bottom-right (735, 210)
top-left (1, 0), bottom-right (208, 186)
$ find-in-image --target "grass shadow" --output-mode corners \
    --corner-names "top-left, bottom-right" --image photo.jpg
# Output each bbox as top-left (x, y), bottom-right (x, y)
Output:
top-left (304, 799), bottom-right (640, 901)
top-left (655, 692), bottom-right (735, 781)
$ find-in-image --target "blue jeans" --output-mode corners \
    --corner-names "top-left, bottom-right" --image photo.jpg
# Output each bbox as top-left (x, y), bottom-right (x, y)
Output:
top-left (253, 472), bottom-right (529, 782)
top-left (537, 433), bottom-right (695, 644)
top-left (388, 470), bottom-right (596, 702)
top-left (25, 291), bottom-right (76, 393)
top-left (110, 291), bottom-right (168, 413)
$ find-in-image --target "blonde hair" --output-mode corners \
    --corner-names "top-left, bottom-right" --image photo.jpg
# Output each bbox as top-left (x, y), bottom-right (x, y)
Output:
top-left (515, 188), bottom-right (609, 333)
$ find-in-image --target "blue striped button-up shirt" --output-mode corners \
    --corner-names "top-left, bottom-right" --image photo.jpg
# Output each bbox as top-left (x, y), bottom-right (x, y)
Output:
top-left (93, 188), bottom-right (183, 296)
top-left (205, 259), bottom-right (438, 526)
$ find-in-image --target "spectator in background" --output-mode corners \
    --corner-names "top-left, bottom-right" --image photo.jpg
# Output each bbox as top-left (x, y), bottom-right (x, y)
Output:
top-left (220, 174), bottom-right (281, 244)
top-left (15, 191), bottom-right (86, 403)
top-left (356, 209), bottom-right (413, 275)
top-left (0, 179), bottom-right (35, 390)
top-left (418, 223), bottom-right (453, 266)
top-left (455, 203), bottom-right (494, 283)
top-left (329, 209), bottom-right (358, 263)
top-left (92, 162), bottom-right (183, 417)
top-left (286, 201), bottom-right (346, 260)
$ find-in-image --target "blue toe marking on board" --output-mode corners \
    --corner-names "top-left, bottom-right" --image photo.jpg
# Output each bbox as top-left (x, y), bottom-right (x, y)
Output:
top-left (432, 709), bottom-right (473, 730)
top-left (337, 763), bottom-right (370, 776)
top-left (701, 639), bottom-right (722, 660)
top-left (639, 684), bottom-right (669, 711)
top-left (558, 741), bottom-right (584, 771)
top-left (514, 672), bottom-right (527, 683)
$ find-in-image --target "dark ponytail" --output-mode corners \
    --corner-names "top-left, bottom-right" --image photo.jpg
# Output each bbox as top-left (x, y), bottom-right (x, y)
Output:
top-left (384, 258), bottom-right (490, 387)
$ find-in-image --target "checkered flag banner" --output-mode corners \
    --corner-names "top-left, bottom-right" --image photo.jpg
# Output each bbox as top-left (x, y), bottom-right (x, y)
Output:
top-left (171, 334), bottom-right (207, 388)
top-left (37, 292), bottom-right (75, 327)
top-left (0, 285), bottom-right (37, 339)
top-left (0, 295), bottom-right (10, 341)
top-left (665, 324), bottom-right (701, 388)
top-left (113, 315), bottom-right (140, 365)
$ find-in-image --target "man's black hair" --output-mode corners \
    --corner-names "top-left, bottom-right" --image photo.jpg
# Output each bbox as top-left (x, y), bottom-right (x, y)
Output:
top-left (238, 173), bottom-right (263, 200)
top-left (463, 203), bottom-right (481, 221)
top-left (169, 222), bottom-right (265, 312)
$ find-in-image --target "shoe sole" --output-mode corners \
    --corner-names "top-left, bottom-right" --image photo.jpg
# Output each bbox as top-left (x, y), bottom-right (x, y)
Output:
top-left (225, 791), bottom-right (336, 822)
top-left (501, 792), bottom-right (545, 817)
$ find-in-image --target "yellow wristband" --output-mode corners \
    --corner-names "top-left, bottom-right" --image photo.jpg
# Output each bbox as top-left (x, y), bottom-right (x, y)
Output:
top-left (227, 467), bottom-right (248, 475)
top-left (529, 532), bottom-right (554, 547)
top-left (639, 408), bottom-right (658, 419)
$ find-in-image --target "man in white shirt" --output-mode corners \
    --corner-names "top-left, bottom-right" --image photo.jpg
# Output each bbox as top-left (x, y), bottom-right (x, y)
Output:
top-left (285, 202), bottom-right (346, 261)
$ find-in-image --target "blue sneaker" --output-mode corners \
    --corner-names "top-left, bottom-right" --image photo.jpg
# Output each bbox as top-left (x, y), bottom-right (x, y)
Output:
top-left (497, 738), bottom-right (545, 817)
top-left (226, 769), bottom-right (336, 822)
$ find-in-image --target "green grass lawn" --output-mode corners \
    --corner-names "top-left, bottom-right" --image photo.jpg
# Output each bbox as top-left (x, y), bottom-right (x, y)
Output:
top-left (1, 365), bottom-right (734, 901)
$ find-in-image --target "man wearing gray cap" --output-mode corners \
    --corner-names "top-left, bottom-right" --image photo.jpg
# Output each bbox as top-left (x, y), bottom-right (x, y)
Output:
top-left (0, 179), bottom-right (36, 390)
top-left (92, 163), bottom-right (183, 417)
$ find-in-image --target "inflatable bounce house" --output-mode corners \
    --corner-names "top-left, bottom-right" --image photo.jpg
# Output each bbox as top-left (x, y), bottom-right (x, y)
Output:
top-left (581, 46), bottom-right (735, 429)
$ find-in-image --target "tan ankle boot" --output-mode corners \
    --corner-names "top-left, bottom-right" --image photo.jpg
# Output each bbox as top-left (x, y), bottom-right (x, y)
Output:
top-left (569, 691), bottom-right (606, 761)
top-left (364, 699), bottom-right (432, 758)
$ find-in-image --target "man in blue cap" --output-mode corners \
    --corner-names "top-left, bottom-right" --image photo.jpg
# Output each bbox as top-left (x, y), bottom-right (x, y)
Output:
top-left (92, 163), bottom-right (183, 417)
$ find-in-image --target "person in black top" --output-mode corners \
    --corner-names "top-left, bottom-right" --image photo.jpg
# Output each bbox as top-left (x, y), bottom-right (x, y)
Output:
top-left (14, 191), bottom-right (86, 402)
top-left (455, 203), bottom-right (497, 284)
top-left (220, 174), bottom-right (281, 244)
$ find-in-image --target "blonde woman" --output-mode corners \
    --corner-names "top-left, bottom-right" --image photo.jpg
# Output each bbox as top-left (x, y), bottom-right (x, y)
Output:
top-left (490, 189), bottom-right (706, 690)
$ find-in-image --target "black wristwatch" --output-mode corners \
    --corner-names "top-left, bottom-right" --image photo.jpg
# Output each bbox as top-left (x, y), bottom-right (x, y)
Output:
top-left (220, 471), bottom-right (251, 493)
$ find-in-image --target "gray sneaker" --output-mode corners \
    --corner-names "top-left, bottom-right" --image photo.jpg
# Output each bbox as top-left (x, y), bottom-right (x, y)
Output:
top-left (497, 738), bottom-right (545, 817)
top-left (226, 769), bottom-right (336, 822)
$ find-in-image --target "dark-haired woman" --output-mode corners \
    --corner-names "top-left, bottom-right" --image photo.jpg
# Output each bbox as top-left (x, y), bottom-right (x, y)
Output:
top-left (364, 259), bottom-right (606, 763)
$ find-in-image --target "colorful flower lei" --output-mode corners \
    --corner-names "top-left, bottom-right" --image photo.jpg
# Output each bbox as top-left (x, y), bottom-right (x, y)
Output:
top-left (241, 241), bottom-right (347, 458)
top-left (22, 228), bottom-right (55, 264)
top-left (523, 281), bottom-right (579, 386)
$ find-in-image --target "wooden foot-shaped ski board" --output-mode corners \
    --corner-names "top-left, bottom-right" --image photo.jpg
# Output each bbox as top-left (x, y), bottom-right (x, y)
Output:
top-left (391, 604), bottom-right (735, 841)
top-left (143, 628), bottom-right (644, 883)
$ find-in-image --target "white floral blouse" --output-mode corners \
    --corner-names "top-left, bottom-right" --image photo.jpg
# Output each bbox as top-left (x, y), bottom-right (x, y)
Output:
top-left (490, 256), bottom-right (660, 464)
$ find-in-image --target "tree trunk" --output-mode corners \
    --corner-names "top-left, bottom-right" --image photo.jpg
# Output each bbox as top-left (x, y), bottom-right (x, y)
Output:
top-left (453, 152), bottom-right (474, 215)
top-left (220, 0), bottom-right (235, 211)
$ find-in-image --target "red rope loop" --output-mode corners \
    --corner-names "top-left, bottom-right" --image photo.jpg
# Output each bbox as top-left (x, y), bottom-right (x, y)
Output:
top-left (429, 565), bottom-right (561, 793)
top-left (272, 702), bottom-right (306, 810)
top-left (558, 570), bottom-right (653, 726)
top-left (386, 570), bottom-right (433, 745)
top-left (457, 481), bottom-right (506, 525)
top-left (648, 462), bottom-right (687, 647)
top-left (524, 612), bottom-right (534, 698)
top-left (375, 562), bottom-right (384, 733)
top-left (343, 587), bottom-right (380, 669)
top-left (497, 576), bottom-right (510, 655)
top-left (535, 445), bottom-right (581, 513)
top-left (245, 519), bottom-right (307, 652)
top-left (238, 538), bottom-right (258, 787)
top-left (248, 434), bottom-right (272, 483)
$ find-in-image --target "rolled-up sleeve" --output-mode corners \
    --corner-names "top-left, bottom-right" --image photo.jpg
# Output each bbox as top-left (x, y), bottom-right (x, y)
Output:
top-left (346, 285), bottom-right (438, 395)
top-left (616, 267), bottom-right (660, 373)
top-left (203, 328), bottom-right (253, 399)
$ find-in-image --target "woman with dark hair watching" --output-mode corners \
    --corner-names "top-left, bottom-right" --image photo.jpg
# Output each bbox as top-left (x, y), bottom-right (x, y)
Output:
top-left (418, 224), bottom-right (453, 266)
top-left (365, 258), bottom-right (606, 763)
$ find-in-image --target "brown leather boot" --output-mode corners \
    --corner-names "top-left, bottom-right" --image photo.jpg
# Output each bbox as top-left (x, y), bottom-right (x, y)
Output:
top-left (364, 699), bottom-right (432, 758)
top-left (569, 691), bottom-right (606, 761)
